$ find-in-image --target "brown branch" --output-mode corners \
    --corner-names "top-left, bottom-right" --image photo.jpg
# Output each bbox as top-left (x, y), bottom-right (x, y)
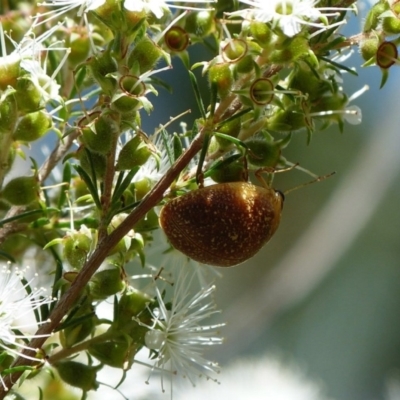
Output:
top-left (0, 125), bottom-right (208, 398)
top-left (38, 130), bottom-right (80, 184)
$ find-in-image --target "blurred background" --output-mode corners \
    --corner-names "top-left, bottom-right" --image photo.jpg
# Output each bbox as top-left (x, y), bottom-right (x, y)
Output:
top-left (137, 15), bottom-right (400, 400)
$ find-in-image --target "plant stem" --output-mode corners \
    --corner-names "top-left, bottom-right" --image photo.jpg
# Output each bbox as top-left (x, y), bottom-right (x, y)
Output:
top-left (47, 331), bottom-right (114, 365)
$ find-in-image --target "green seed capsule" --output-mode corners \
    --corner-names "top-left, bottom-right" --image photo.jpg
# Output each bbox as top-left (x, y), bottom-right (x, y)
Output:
top-left (2, 176), bottom-right (39, 205)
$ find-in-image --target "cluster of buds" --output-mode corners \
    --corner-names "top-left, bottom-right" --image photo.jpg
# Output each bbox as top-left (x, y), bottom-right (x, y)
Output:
top-left (0, 0), bottom-right (390, 398)
top-left (361, 0), bottom-right (400, 86)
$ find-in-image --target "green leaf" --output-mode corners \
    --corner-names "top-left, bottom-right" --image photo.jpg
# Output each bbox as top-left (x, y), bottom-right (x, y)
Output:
top-left (0, 208), bottom-right (58, 227)
top-left (205, 153), bottom-right (243, 177)
top-left (319, 55), bottom-right (358, 76)
top-left (147, 75), bottom-right (173, 93)
top-left (214, 132), bottom-right (248, 149)
top-left (173, 132), bottom-right (183, 161)
top-left (71, 65), bottom-right (87, 98)
top-left (380, 68), bottom-right (389, 88)
top-left (215, 108), bottom-right (251, 128)
top-left (57, 161), bottom-right (72, 209)
top-left (56, 311), bottom-right (96, 332)
top-left (0, 250), bottom-right (16, 263)
top-left (111, 168), bottom-right (139, 207)
top-left (72, 164), bottom-right (101, 209)
top-left (160, 128), bottom-right (174, 166)
top-left (209, 81), bottom-right (218, 117)
top-left (196, 128), bottom-right (212, 185)
top-left (188, 70), bottom-right (206, 119)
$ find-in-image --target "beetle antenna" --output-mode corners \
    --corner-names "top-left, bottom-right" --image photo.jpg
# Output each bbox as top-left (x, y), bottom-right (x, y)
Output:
top-left (284, 160), bottom-right (324, 179)
top-left (283, 171), bottom-right (336, 195)
top-left (255, 164), bottom-right (299, 187)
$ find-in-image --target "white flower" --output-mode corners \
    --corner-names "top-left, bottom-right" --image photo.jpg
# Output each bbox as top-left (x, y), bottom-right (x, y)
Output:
top-left (37, 0), bottom-right (215, 22)
top-left (20, 59), bottom-right (61, 103)
top-left (124, 0), bottom-right (168, 18)
top-left (143, 229), bottom-right (222, 289)
top-left (1, 24), bottom-right (64, 67)
top-left (0, 264), bottom-right (54, 390)
top-left (141, 267), bottom-right (224, 390)
top-left (124, 0), bottom-right (216, 19)
top-left (230, 0), bottom-right (348, 37)
top-left (0, 24), bottom-right (69, 104)
top-left (36, 0), bottom-right (106, 22)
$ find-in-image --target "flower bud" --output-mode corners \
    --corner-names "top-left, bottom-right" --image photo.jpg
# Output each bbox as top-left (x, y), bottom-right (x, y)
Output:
top-left (267, 105), bottom-right (307, 132)
top-left (0, 92), bottom-right (18, 134)
top-left (130, 232), bottom-right (145, 253)
top-left (117, 287), bottom-right (153, 323)
top-left (269, 36), bottom-right (309, 64)
top-left (250, 78), bottom-right (274, 106)
top-left (222, 39), bottom-right (248, 63)
top-left (87, 50), bottom-right (118, 94)
top-left (14, 76), bottom-right (43, 112)
top-left (13, 110), bottom-right (52, 142)
top-left (88, 337), bottom-right (134, 368)
top-left (376, 41), bottom-right (398, 69)
top-left (1, 176), bottom-right (40, 205)
top-left (119, 75), bottom-right (146, 97)
top-left (185, 11), bottom-right (215, 37)
top-left (209, 158), bottom-right (246, 183)
top-left (236, 54), bottom-right (254, 74)
top-left (81, 111), bottom-right (120, 154)
top-left (290, 62), bottom-right (329, 101)
top-left (62, 229), bottom-right (92, 269)
top-left (78, 147), bottom-right (107, 179)
top-left (245, 137), bottom-right (281, 167)
top-left (214, 117), bottom-right (241, 150)
top-left (55, 361), bottom-right (100, 391)
top-left (208, 63), bottom-right (233, 99)
top-left (66, 28), bottom-right (91, 67)
top-left (128, 37), bottom-right (164, 74)
top-left (4, 146), bottom-right (16, 176)
top-left (89, 267), bottom-right (125, 300)
top-left (0, 220), bottom-right (31, 260)
top-left (107, 213), bottom-right (135, 254)
top-left (132, 179), bottom-right (151, 200)
top-left (0, 55), bottom-right (20, 90)
top-left (250, 21), bottom-right (273, 48)
top-left (60, 300), bottom-right (96, 348)
top-left (120, 188), bottom-right (135, 208)
top-left (116, 133), bottom-right (153, 170)
top-left (133, 208), bottom-right (159, 232)
top-left (91, 0), bottom-right (124, 31)
top-left (382, 14), bottom-right (400, 35)
top-left (112, 93), bottom-right (141, 113)
top-left (164, 26), bottom-right (190, 52)
top-left (360, 36), bottom-right (380, 63)
top-left (364, 1), bottom-right (388, 32)
top-left (111, 75), bottom-right (146, 113)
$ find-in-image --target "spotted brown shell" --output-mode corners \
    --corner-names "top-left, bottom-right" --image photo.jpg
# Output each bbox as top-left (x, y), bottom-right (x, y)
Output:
top-left (159, 182), bottom-right (284, 267)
